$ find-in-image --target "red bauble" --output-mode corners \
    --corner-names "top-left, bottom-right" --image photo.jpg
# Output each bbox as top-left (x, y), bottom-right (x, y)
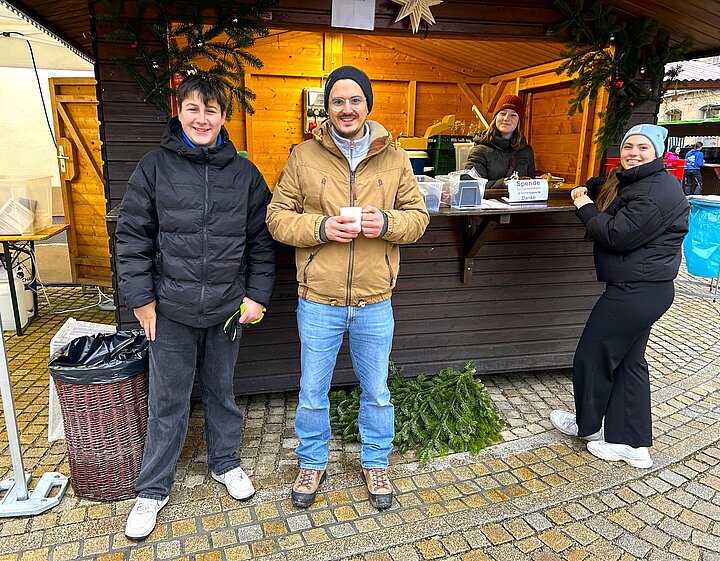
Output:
top-left (131, 42), bottom-right (137, 49)
top-left (659, 98), bottom-right (664, 104)
top-left (629, 102), bottom-right (635, 107)
top-left (614, 81), bottom-right (624, 88)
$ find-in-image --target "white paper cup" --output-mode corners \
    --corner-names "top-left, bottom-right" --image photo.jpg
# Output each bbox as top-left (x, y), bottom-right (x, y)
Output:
top-left (340, 206), bottom-right (362, 233)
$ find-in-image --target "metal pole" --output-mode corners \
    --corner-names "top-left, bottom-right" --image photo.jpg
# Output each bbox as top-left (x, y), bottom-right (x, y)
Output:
top-left (0, 323), bottom-right (29, 500)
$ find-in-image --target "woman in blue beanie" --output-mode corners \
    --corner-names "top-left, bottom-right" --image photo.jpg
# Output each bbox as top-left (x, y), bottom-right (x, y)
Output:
top-left (550, 124), bottom-right (690, 469)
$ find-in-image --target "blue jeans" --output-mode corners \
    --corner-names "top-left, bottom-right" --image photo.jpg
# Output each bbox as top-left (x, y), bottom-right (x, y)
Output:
top-left (295, 297), bottom-right (395, 470)
top-left (136, 312), bottom-right (243, 499)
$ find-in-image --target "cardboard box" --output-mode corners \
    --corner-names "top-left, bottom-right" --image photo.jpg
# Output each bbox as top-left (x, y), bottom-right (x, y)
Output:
top-left (0, 176), bottom-right (53, 235)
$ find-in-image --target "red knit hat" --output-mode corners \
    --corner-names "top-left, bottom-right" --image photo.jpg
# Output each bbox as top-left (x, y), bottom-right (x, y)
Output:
top-left (494, 94), bottom-right (525, 122)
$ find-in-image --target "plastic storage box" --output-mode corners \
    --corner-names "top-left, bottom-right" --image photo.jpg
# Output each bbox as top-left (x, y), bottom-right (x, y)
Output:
top-left (0, 176), bottom-right (53, 235)
top-left (436, 175), bottom-right (487, 208)
top-left (415, 175), bottom-right (444, 213)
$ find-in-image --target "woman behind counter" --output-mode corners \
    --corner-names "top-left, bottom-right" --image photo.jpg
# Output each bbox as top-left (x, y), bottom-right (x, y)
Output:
top-left (464, 94), bottom-right (535, 188)
top-left (550, 124), bottom-right (689, 469)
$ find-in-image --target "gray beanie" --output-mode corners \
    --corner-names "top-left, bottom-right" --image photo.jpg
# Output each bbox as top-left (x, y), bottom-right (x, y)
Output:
top-left (324, 66), bottom-right (373, 112)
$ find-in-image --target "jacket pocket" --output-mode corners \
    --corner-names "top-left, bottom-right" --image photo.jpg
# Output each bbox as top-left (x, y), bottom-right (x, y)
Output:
top-left (384, 248), bottom-right (396, 288)
top-left (301, 245), bottom-right (325, 297)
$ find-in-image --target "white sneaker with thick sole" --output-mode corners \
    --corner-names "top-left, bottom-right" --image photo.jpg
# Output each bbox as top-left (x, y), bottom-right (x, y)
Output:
top-left (124, 496), bottom-right (169, 540)
top-left (212, 466), bottom-right (255, 500)
top-left (550, 410), bottom-right (602, 441)
top-left (587, 440), bottom-right (653, 468)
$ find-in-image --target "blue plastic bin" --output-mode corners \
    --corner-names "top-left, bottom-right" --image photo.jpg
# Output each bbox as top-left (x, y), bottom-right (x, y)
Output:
top-left (683, 197), bottom-right (720, 278)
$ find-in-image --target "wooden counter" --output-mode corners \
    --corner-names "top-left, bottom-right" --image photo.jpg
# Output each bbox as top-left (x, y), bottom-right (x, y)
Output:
top-left (109, 195), bottom-right (602, 394)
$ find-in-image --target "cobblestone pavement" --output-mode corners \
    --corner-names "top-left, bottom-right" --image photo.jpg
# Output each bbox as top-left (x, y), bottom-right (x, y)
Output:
top-left (0, 267), bottom-right (719, 561)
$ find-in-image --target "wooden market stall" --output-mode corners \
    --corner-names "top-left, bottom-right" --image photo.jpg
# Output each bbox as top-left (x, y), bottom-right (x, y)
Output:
top-left (10, 0), bottom-right (713, 393)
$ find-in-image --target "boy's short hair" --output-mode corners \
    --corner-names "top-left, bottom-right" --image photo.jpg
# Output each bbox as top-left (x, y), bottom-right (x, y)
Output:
top-left (695, 142), bottom-right (703, 149)
top-left (177, 74), bottom-right (228, 114)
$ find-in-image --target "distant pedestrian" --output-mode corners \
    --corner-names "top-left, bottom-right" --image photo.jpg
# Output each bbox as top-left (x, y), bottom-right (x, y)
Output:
top-left (663, 146), bottom-right (680, 161)
top-left (550, 124), bottom-right (689, 469)
top-left (683, 142), bottom-right (704, 195)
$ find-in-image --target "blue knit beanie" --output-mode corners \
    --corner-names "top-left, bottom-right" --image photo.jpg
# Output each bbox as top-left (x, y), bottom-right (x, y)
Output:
top-left (621, 124), bottom-right (668, 159)
top-left (324, 66), bottom-right (373, 113)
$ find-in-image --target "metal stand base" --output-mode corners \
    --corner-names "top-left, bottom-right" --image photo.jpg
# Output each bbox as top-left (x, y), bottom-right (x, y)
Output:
top-left (0, 472), bottom-right (69, 517)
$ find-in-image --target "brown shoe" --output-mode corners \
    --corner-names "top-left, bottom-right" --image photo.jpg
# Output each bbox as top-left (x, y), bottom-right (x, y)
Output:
top-left (291, 468), bottom-right (326, 508)
top-left (361, 468), bottom-right (393, 510)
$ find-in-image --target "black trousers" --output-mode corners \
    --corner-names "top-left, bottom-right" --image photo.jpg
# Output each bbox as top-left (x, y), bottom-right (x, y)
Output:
top-left (683, 169), bottom-right (703, 195)
top-left (573, 281), bottom-right (674, 448)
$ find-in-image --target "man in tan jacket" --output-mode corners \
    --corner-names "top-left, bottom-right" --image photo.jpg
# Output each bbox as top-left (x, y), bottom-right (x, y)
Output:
top-left (266, 66), bottom-right (428, 510)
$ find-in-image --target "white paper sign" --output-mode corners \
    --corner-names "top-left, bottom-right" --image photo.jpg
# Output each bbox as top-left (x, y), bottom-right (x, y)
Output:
top-left (505, 178), bottom-right (549, 202)
top-left (331, 0), bottom-right (376, 31)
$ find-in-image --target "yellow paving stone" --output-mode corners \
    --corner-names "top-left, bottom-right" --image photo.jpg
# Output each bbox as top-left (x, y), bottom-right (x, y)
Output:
top-left (415, 538), bottom-right (446, 559)
top-left (156, 540), bottom-right (182, 558)
top-left (563, 523), bottom-right (599, 546)
top-left (542, 474), bottom-right (567, 487)
top-left (412, 473), bottom-right (437, 489)
top-left (433, 470), bottom-right (456, 484)
top-left (463, 494), bottom-right (487, 508)
top-left (393, 477), bottom-right (417, 492)
top-left (679, 508), bottom-right (712, 531)
top-left (278, 533), bottom-right (305, 550)
top-left (200, 513), bottom-right (226, 531)
top-left (445, 499), bottom-right (468, 513)
top-left (184, 535), bottom-right (211, 553)
top-left (227, 507), bottom-right (253, 526)
top-left (82, 535), bottom-right (110, 556)
top-left (539, 528), bottom-right (573, 552)
top-left (51, 542), bottom-right (80, 561)
top-left (503, 455), bottom-right (525, 469)
top-left (512, 467), bottom-right (536, 481)
top-left (486, 459), bottom-right (509, 473)
top-left (145, 522), bottom-right (169, 541)
top-left (424, 503), bottom-right (448, 517)
top-left (531, 462), bottom-right (554, 476)
top-left (481, 524), bottom-right (513, 545)
top-left (0, 553), bottom-right (18, 561)
top-left (97, 554), bottom-right (125, 561)
top-left (58, 507), bottom-right (86, 525)
top-left (87, 503), bottom-right (113, 519)
top-left (453, 466), bottom-right (477, 479)
top-left (503, 485), bottom-right (529, 498)
top-left (476, 476), bottom-right (497, 490)
top-left (195, 552), bottom-right (222, 561)
top-left (484, 490), bottom-right (509, 503)
top-left (303, 527), bottom-right (330, 544)
top-left (504, 518), bottom-right (535, 540)
top-left (522, 479), bottom-right (550, 493)
top-left (564, 453), bottom-right (588, 467)
top-left (418, 489), bottom-right (442, 503)
top-left (469, 463), bottom-right (491, 477)
top-left (460, 552), bottom-right (492, 561)
top-left (254, 502), bottom-right (280, 520)
top-left (549, 443), bottom-right (573, 456)
top-left (441, 533), bottom-right (470, 555)
top-left (211, 529), bottom-right (238, 548)
top-left (566, 548), bottom-right (592, 561)
top-left (400, 507), bottom-right (424, 523)
top-left (308, 494), bottom-right (329, 509)
top-left (396, 493), bottom-right (422, 507)
top-left (545, 507), bottom-right (573, 525)
top-left (326, 490), bottom-right (352, 505)
top-left (263, 520), bottom-right (289, 537)
top-left (354, 517), bottom-right (382, 533)
top-left (455, 481), bottom-right (480, 495)
top-left (436, 485), bottom-right (462, 500)
top-left (334, 505), bottom-right (359, 521)
top-left (171, 517), bottom-right (198, 537)
top-left (516, 536), bottom-right (544, 553)
top-left (349, 486), bottom-right (368, 501)
top-left (128, 545), bottom-right (155, 561)
top-left (310, 509), bottom-right (336, 526)
top-left (561, 468), bottom-right (585, 482)
top-left (0, 518), bottom-right (27, 536)
top-left (378, 512), bottom-right (403, 527)
top-left (535, 447), bottom-right (558, 461)
top-left (609, 511), bottom-right (644, 533)
top-left (250, 540), bottom-right (278, 557)
top-left (223, 545), bottom-right (252, 560)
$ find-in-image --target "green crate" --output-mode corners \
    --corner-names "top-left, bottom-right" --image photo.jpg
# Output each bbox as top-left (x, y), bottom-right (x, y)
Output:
top-left (427, 135), bottom-right (474, 151)
top-left (432, 148), bottom-right (456, 175)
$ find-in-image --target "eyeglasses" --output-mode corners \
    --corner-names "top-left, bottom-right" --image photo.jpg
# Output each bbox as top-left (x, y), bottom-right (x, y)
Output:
top-left (329, 96), bottom-right (365, 110)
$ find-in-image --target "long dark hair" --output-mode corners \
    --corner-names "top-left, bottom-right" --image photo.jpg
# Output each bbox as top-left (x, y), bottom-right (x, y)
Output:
top-left (596, 164), bottom-right (622, 211)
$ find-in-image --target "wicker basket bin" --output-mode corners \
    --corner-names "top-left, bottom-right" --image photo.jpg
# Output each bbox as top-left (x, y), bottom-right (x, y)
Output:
top-left (54, 371), bottom-right (149, 501)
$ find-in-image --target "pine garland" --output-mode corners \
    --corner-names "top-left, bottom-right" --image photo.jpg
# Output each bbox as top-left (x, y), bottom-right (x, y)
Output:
top-left (552, 0), bottom-right (691, 153)
top-left (329, 361), bottom-right (507, 463)
top-left (98, 0), bottom-right (276, 117)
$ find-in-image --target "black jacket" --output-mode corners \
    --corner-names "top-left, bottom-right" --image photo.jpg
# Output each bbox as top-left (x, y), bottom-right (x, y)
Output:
top-left (464, 136), bottom-right (535, 189)
top-left (576, 158), bottom-right (689, 283)
top-left (116, 118), bottom-right (276, 328)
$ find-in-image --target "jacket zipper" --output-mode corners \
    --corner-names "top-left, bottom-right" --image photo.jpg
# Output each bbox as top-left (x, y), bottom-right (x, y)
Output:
top-left (346, 168), bottom-right (356, 306)
top-left (200, 155), bottom-right (209, 317)
top-left (385, 254), bottom-right (395, 287)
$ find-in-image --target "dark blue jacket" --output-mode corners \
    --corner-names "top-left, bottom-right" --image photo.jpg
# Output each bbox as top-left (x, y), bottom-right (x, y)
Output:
top-left (684, 148), bottom-right (704, 171)
top-left (116, 118), bottom-right (276, 328)
top-left (576, 158), bottom-right (689, 283)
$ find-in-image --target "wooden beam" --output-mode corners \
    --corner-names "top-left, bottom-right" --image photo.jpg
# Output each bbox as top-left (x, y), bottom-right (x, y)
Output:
top-left (490, 59), bottom-right (566, 84)
top-left (457, 82), bottom-right (488, 128)
top-left (488, 81), bottom-right (510, 116)
top-left (518, 70), bottom-right (574, 91)
top-left (587, 87), bottom-right (609, 179)
top-left (323, 33), bottom-right (343, 74)
top-left (574, 96), bottom-right (595, 183)
top-left (56, 103), bottom-right (103, 183)
top-left (245, 73), bottom-right (254, 161)
top-left (406, 81), bottom-right (417, 137)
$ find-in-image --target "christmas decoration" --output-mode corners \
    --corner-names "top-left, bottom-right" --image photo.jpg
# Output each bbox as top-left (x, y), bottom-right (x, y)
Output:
top-left (552, 0), bottom-right (691, 153)
top-left (330, 360), bottom-right (507, 462)
top-left (99, 0), bottom-right (276, 118)
top-left (390, 0), bottom-right (443, 34)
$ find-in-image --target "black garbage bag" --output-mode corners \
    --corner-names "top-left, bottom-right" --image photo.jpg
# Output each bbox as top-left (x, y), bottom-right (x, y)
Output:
top-left (49, 330), bottom-right (148, 385)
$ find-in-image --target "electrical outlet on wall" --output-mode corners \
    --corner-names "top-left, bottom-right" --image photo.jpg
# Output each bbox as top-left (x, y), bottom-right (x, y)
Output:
top-left (303, 88), bottom-right (327, 134)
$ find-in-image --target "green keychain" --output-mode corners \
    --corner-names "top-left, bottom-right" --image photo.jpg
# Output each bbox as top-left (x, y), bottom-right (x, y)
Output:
top-left (223, 302), bottom-right (266, 341)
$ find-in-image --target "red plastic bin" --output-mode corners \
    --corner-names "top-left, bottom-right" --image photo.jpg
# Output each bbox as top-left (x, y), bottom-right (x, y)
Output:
top-left (605, 158), bottom-right (685, 182)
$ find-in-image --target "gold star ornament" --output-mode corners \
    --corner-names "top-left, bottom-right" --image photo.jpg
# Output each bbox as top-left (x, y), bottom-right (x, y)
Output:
top-left (391, 0), bottom-right (443, 34)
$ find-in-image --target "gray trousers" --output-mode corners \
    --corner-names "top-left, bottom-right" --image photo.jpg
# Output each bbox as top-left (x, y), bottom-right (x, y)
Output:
top-left (136, 312), bottom-right (243, 499)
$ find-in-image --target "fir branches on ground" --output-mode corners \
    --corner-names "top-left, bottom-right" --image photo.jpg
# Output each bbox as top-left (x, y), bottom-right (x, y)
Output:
top-left (99, 0), bottom-right (276, 117)
top-left (329, 361), bottom-right (507, 463)
top-left (552, 0), bottom-right (691, 153)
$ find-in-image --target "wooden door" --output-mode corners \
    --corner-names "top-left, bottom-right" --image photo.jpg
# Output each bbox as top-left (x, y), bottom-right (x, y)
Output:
top-left (49, 77), bottom-right (112, 287)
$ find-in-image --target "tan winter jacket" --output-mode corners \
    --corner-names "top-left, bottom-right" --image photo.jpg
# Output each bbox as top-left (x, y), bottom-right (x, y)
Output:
top-left (266, 120), bottom-right (429, 306)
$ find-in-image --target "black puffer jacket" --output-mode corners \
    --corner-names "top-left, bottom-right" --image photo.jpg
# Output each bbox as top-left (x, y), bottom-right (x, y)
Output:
top-left (116, 118), bottom-right (276, 328)
top-left (576, 158), bottom-right (689, 283)
top-left (464, 135), bottom-right (535, 189)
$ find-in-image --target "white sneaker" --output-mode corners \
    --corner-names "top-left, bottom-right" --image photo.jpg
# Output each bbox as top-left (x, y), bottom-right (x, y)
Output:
top-left (124, 496), bottom-right (169, 540)
top-left (212, 466), bottom-right (255, 500)
top-left (550, 410), bottom-right (602, 441)
top-left (587, 440), bottom-right (653, 469)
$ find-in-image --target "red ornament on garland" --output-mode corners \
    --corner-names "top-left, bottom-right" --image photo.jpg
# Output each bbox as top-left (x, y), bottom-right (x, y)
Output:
top-left (131, 42), bottom-right (137, 49)
top-left (659, 98), bottom-right (664, 104)
top-left (629, 102), bottom-right (635, 107)
top-left (614, 81), bottom-right (624, 88)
